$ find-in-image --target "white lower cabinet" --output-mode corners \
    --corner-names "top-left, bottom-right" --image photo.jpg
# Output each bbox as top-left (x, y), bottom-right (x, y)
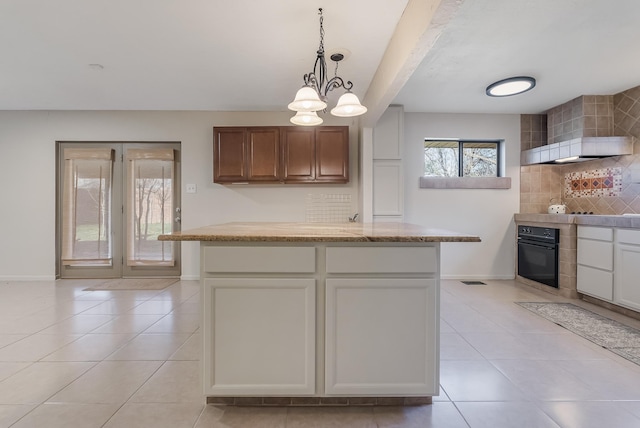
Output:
top-left (202, 278), bottom-right (316, 395)
top-left (577, 227), bottom-right (640, 312)
top-left (200, 242), bottom-right (440, 398)
top-left (614, 229), bottom-right (640, 312)
top-left (325, 278), bottom-right (438, 395)
top-left (577, 226), bottom-right (614, 301)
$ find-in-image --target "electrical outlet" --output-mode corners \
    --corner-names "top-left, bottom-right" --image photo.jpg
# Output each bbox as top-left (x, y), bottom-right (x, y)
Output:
top-left (186, 183), bottom-right (197, 194)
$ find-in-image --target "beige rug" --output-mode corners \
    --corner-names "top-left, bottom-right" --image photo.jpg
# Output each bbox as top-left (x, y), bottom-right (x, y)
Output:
top-left (84, 278), bottom-right (179, 291)
top-left (518, 302), bottom-right (640, 366)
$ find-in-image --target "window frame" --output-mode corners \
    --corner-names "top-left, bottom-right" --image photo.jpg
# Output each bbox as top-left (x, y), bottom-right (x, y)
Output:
top-left (423, 139), bottom-right (502, 178)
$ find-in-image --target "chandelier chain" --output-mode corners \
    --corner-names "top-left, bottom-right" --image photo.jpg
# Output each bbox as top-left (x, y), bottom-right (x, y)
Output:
top-left (302, 8), bottom-right (353, 101)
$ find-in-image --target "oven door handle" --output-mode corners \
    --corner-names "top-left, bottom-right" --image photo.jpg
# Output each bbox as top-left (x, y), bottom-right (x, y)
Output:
top-left (518, 240), bottom-right (556, 251)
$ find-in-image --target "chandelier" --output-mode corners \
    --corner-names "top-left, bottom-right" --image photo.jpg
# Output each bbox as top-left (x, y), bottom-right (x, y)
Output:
top-left (288, 8), bottom-right (367, 126)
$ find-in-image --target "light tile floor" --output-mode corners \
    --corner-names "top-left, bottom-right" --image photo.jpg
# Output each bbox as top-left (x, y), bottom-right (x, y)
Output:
top-left (0, 278), bottom-right (639, 427)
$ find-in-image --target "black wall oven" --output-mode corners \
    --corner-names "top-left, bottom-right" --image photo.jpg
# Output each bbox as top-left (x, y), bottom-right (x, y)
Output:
top-left (517, 225), bottom-right (560, 288)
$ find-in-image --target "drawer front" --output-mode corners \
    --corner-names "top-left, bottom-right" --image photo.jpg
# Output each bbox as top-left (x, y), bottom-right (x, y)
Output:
top-left (617, 228), bottom-right (640, 246)
top-left (577, 265), bottom-right (613, 301)
top-left (203, 246), bottom-right (315, 273)
top-left (577, 239), bottom-right (613, 271)
top-left (326, 246), bottom-right (437, 274)
top-left (577, 226), bottom-right (613, 241)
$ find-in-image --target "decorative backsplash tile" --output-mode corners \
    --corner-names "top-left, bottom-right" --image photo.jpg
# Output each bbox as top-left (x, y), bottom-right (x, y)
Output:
top-left (521, 154), bottom-right (640, 215)
top-left (564, 168), bottom-right (622, 198)
top-left (305, 193), bottom-right (353, 223)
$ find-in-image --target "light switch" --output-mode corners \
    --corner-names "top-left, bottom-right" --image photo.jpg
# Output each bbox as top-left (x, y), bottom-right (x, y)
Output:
top-left (186, 183), bottom-right (197, 194)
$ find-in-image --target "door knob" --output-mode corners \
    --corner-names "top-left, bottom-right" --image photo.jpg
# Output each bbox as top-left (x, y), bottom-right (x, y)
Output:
top-left (175, 216), bottom-right (181, 223)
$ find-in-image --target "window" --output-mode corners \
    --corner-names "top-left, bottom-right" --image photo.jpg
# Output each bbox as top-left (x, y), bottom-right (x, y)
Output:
top-left (61, 148), bottom-right (114, 266)
top-left (424, 139), bottom-right (500, 177)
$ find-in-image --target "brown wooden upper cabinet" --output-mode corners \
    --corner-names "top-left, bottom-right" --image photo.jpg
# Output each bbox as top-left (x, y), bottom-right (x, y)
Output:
top-left (214, 127), bottom-right (280, 183)
top-left (214, 126), bottom-right (348, 184)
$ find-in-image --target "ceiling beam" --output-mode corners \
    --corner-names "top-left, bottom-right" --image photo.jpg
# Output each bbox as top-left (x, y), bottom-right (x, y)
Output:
top-left (360, 0), bottom-right (465, 127)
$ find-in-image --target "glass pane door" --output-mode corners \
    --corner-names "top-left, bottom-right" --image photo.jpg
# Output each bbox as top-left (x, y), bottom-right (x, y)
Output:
top-left (61, 148), bottom-right (114, 267)
top-left (123, 144), bottom-right (181, 277)
top-left (125, 148), bottom-right (176, 269)
top-left (57, 142), bottom-right (181, 279)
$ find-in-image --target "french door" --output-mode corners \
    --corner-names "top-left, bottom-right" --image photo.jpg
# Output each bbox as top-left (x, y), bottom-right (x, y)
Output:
top-left (56, 142), bottom-right (181, 278)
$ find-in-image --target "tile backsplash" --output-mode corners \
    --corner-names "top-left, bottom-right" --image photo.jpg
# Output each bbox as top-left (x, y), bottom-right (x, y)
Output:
top-left (520, 153), bottom-right (640, 214)
top-left (520, 84), bottom-right (640, 215)
top-left (564, 167), bottom-right (622, 199)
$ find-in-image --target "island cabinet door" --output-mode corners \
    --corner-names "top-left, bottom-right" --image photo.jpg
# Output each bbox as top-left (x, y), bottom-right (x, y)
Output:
top-left (202, 278), bottom-right (316, 395)
top-left (325, 278), bottom-right (438, 395)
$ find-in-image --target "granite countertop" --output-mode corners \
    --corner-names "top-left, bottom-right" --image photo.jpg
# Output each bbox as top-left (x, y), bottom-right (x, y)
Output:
top-left (158, 222), bottom-right (481, 243)
top-left (514, 213), bottom-right (640, 228)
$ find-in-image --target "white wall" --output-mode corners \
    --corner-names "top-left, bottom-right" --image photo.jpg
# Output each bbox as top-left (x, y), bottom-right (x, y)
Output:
top-left (0, 111), bottom-right (360, 280)
top-left (403, 113), bottom-right (520, 279)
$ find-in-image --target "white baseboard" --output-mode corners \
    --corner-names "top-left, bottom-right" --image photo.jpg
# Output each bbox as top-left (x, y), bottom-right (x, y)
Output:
top-left (0, 275), bottom-right (56, 281)
top-left (441, 274), bottom-right (516, 280)
top-left (0, 274), bottom-right (516, 282)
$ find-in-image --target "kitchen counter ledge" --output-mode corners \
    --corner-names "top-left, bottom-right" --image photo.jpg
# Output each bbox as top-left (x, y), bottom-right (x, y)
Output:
top-left (514, 213), bottom-right (640, 228)
top-left (158, 222), bottom-right (481, 243)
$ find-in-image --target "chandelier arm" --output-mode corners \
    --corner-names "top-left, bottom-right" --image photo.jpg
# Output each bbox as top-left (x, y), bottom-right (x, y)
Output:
top-left (303, 73), bottom-right (321, 97)
top-left (314, 54), bottom-right (327, 93)
top-left (322, 76), bottom-right (354, 97)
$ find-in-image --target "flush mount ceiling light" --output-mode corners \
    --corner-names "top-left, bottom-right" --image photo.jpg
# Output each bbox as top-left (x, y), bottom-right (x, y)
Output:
top-left (288, 8), bottom-right (367, 126)
top-left (486, 76), bottom-right (536, 97)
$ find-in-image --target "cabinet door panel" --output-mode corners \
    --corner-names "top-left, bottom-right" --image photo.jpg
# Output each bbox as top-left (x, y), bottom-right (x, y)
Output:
top-left (283, 129), bottom-right (315, 181)
top-left (315, 127), bottom-right (349, 183)
top-left (325, 278), bottom-right (438, 395)
top-left (203, 278), bottom-right (316, 395)
top-left (213, 127), bottom-right (246, 182)
top-left (373, 161), bottom-right (403, 215)
top-left (615, 243), bottom-right (640, 311)
top-left (247, 128), bottom-right (280, 181)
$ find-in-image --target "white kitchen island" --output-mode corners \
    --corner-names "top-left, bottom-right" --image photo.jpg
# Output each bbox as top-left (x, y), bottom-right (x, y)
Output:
top-left (159, 222), bottom-right (480, 406)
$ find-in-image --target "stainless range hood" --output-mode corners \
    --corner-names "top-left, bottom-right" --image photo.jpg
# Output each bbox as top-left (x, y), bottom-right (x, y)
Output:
top-left (521, 136), bottom-right (635, 165)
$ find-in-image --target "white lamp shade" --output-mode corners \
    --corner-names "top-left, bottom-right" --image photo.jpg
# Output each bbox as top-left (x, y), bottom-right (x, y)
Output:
top-left (288, 86), bottom-right (327, 112)
top-left (331, 92), bottom-right (367, 117)
top-left (290, 111), bottom-right (323, 126)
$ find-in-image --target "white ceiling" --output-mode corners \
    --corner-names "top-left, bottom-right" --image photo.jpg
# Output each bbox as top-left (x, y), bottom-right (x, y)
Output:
top-left (396, 0), bottom-right (640, 114)
top-left (2, 0), bottom-right (640, 116)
